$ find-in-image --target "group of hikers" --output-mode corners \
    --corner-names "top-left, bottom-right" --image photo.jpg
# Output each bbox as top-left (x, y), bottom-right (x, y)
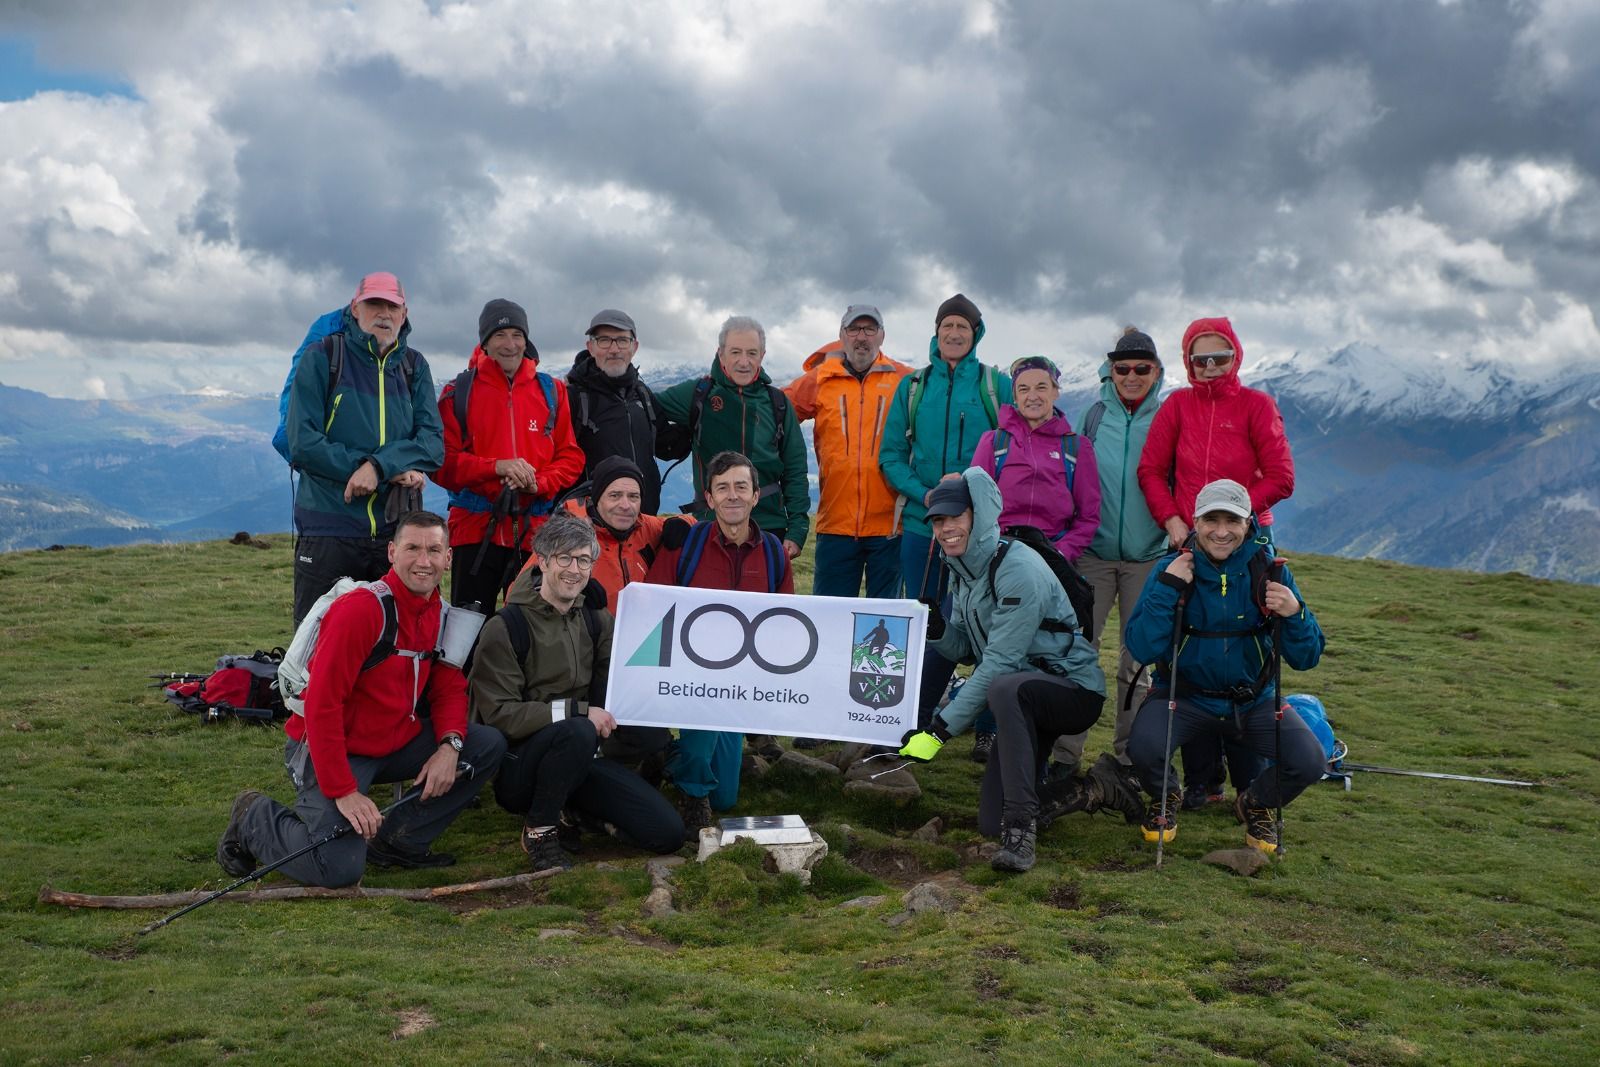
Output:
top-left (217, 272), bottom-right (1327, 887)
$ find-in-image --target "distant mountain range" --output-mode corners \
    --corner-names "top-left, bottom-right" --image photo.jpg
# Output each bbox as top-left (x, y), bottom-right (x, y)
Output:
top-left (4, 348), bottom-right (1597, 584)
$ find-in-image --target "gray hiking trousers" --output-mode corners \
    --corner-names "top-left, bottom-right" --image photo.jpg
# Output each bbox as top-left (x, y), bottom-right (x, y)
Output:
top-left (977, 671), bottom-right (1104, 836)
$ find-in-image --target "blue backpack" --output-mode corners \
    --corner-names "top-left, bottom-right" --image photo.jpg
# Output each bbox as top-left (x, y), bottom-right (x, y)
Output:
top-left (1285, 693), bottom-right (1347, 779)
top-left (271, 308), bottom-right (419, 463)
top-left (674, 521), bottom-right (785, 593)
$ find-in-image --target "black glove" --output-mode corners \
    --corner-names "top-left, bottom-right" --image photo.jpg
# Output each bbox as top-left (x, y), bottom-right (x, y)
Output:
top-left (919, 598), bottom-right (945, 641)
top-left (660, 517), bottom-right (691, 550)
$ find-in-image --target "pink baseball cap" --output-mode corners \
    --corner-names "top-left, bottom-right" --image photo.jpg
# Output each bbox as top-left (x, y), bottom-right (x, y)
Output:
top-left (352, 271), bottom-right (406, 306)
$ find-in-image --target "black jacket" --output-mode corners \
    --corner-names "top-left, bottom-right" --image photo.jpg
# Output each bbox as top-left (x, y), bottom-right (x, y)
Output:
top-left (565, 351), bottom-right (691, 516)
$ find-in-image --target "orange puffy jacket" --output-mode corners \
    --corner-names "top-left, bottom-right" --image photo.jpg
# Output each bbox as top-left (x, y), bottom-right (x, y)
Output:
top-left (432, 348), bottom-right (586, 550)
top-left (784, 342), bottom-right (913, 538)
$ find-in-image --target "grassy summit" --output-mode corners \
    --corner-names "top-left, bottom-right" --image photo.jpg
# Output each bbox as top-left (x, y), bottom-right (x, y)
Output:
top-left (1, 538), bottom-right (1597, 1064)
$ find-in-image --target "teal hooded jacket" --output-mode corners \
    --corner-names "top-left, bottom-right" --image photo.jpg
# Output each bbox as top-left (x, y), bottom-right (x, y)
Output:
top-left (879, 325), bottom-right (1012, 538)
top-left (931, 467), bottom-right (1106, 735)
top-left (1083, 358), bottom-right (1168, 562)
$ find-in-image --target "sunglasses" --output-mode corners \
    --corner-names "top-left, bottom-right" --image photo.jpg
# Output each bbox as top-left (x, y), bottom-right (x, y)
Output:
top-left (1112, 363), bottom-right (1155, 377)
top-left (1191, 351), bottom-right (1235, 368)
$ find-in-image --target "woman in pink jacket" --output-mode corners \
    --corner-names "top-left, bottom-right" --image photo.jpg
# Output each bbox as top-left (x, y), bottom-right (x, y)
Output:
top-left (1137, 317), bottom-right (1293, 548)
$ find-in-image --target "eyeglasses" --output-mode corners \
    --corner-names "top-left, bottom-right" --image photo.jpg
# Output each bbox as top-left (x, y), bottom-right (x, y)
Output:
top-left (1112, 363), bottom-right (1155, 377)
top-left (590, 335), bottom-right (634, 350)
top-left (551, 553), bottom-right (596, 570)
top-left (843, 323), bottom-right (881, 336)
top-left (1191, 351), bottom-right (1234, 368)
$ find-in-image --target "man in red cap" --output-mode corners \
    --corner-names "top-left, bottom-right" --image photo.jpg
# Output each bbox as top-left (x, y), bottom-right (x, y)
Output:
top-left (285, 272), bottom-right (445, 623)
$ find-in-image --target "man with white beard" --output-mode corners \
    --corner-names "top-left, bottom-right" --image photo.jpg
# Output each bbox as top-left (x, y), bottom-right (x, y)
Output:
top-left (564, 309), bottom-right (690, 516)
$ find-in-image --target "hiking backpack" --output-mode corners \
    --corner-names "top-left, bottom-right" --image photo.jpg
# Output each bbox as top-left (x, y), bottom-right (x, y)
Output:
top-left (1285, 693), bottom-right (1348, 780)
top-left (495, 575), bottom-right (609, 704)
top-left (574, 381), bottom-right (658, 443)
top-left (686, 375), bottom-right (790, 456)
top-left (985, 524), bottom-right (1097, 644)
top-left (445, 363), bottom-right (559, 449)
top-left (278, 578), bottom-right (446, 716)
top-left (991, 427), bottom-right (1079, 492)
top-left (674, 521), bottom-right (786, 594)
top-left (272, 311), bottom-right (420, 464)
top-left (161, 650), bottom-right (288, 723)
top-left (903, 362), bottom-right (1004, 444)
top-left (1079, 400), bottom-right (1107, 443)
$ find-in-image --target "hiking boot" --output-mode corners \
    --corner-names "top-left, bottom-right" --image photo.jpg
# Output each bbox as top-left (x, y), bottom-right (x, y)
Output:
top-left (970, 732), bottom-right (995, 764)
top-left (366, 837), bottom-right (456, 869)
top-left (556, 808), bottom-right (584, 854)
top-left (793, 737), bottom-right (828, 750)
top-left (678, 793), bottom-right (714, 837)
top-left (216, 789), bottom-right (265, 877)
top-left (1087, 753), bottom-right (1147, 825)
top-left (1234, 792), bottom-right (1280, 854)
top-left (1141, 791), bottom-right (1183, 844)
top-left (991, 819), bottom-right (1037, 873)
top-left (1182, 782), bottom-right (1226, 810)
top-left (522, 826), bottom-right (574, 873)
top-left (1037, 774), bottom-right (1097, 829)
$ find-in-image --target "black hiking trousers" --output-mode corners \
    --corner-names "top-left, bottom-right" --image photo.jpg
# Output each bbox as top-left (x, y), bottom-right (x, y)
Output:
top-left (494, 717), bottom-right (684, 855)
top-left (1128, 691), bottom-right (1325, 809)
top-left (977, 671), bottom-right (1105, 836)
top-left (292, 535), bottom-right (391, 625)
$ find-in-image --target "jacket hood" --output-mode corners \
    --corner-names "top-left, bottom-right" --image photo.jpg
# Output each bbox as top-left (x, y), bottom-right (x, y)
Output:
top-left (945, 466), bottom-right (1003, 582)
top-left (1180, 316), bottom-right (1244, 393)
top-left (568, 349), bottom-right (641, 392)
top-left (708, 356), bottom-right (774, 391)
top-left (468, 344), bottom-right (537, 386)
top-left (924, 319), bottom-right (987, 366)
top-left (998, 401), bottom-right (1072, 437)
top-left (1096, 354), bottom-right (1167, 409)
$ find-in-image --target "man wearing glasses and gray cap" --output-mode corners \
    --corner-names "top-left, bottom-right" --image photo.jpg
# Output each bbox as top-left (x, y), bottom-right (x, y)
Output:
top-left (565, 309), bottom-right (690, 517)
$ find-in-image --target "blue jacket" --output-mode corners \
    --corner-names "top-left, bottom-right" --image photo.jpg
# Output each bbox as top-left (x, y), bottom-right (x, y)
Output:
top-left (287, 308), bottom-right (445, 538)
top-left (1125, 527), bottom-right (1324, 717)
top-left (879, 326), bottom-right (1012, 538)
top-left (932, 467), bottom-right (1106, 735)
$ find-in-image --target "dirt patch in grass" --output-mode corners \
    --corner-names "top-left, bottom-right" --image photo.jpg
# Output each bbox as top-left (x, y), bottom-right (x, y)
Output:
top-left (89, 942), bottom-right (137, 962)
top-left (391, 1007), bottom-right (436, 1039)
top-left (435, 885), bottom-right (549, 915)
top-left (1224, 972), bottom-right (1289, 996)
top-left (974, 967), bottom-right (1002, 1000)
top-left (1067, 936), bottom-right (1115, 963)
top-left (1046, 882), bottom-right (1083, 910)
top-left (1095, 899), bottom-right (1128, 918)
top-left (858, 954), bottom-right (911, 971)
top-left (975, 944), bottom-right (1022, 961)
top-left (1090, 856), bottom-right (1140, 873)
top-left (604, 923), bottom-right (677, 952)
top-left (850, 847), bottom-right (930, 885)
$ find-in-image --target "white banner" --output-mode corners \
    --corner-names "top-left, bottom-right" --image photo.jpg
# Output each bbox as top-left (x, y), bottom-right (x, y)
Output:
top-left (606, 583), bottom-right (928, 746)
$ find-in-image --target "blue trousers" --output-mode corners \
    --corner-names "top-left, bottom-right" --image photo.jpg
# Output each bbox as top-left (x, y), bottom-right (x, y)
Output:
top-left (812, 533), bottom-right (903, 598)
top-left (667, 730), bottom-right (743, 810)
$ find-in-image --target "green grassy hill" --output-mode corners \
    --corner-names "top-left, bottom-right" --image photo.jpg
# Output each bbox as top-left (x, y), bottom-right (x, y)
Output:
top-left (1, 539), bottom-right (1597, 1065)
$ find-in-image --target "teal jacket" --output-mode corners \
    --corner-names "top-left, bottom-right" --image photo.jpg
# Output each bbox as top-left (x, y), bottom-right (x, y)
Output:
top-left (287, 309), bottom-right (444, 538)
top-left (879, 326), bottom-right (1012, 537)
top-left (932, 467), bottom-right (1106, 735)
top-left (657, 360), bottom-right (811, 547)
top-left (1084, 359), bottom-right (1168, 562)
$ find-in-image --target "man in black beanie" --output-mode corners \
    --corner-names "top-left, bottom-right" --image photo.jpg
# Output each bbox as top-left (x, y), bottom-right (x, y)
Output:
top-left (431, 298), bottom-right (585, 610)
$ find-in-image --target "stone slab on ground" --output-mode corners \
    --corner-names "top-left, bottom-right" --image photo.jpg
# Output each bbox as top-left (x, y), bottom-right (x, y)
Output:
top-left (694, 828), bottom-right (830, 884)
top-left (1201, 848), bottom-right (1270, 876)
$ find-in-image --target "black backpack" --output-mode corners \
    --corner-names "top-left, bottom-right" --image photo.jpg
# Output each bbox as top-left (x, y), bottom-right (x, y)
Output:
top-left (494, 575), bottom-right (609, 705)
top-left (986, 524), bottom-right (1097, 644)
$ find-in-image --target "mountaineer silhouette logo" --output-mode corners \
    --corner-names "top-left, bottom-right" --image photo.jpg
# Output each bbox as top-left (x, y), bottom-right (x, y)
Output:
top-left (850, 613), bottom-right (910, 708)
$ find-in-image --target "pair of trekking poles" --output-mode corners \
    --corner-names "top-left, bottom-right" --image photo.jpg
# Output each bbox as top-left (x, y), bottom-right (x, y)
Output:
top-left (139, 759), bottom-right (476, 936)
top-left (1152, 550), bottom-right (1289, 868)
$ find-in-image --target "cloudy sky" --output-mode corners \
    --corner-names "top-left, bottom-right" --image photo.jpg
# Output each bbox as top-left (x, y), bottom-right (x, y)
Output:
top-left (2, 0), bottom-right (1598, 401)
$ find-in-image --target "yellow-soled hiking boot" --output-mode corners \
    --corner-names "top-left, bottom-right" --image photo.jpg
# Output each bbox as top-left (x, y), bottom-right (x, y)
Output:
top-left (1141, 791), bottom-right (1182, 844)
top-left (1234, 792), bottom-right (1280, 854)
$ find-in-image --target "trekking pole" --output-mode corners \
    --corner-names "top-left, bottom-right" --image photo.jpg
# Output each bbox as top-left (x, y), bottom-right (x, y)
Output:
top-left (1155, 552), bottom-right (1192, 869)
top-left (917, 534), bottom-right (938, 599)
top-left (138, 759), bottom-right (474, 936)
top-left (1269, 557), bottom-right (1288, 858)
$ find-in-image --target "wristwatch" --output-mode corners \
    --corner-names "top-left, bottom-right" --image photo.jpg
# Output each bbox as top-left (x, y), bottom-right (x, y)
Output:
top-left (440, 733), bottom-right (464, 753)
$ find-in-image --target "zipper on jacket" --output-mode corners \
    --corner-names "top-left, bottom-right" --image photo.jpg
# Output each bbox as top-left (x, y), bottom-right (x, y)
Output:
top-left (1118, 406), bottom-right (1130, 560)
top-left (940, 363), bottom-right (955, 488)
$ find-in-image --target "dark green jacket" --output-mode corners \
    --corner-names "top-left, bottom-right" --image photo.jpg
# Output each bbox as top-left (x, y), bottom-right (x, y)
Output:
top-left (287, 309), bottom-right (444, 538)
top-left (468, 571), bottom-right (612, 742)
top-left (657, 360), bottom-right (811, 547)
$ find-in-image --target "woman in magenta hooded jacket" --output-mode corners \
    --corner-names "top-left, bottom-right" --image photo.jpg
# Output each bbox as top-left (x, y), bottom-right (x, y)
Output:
top-left (971, 356), bottom-right (1102, 563)
top-left (1137, 317), bottom-right (1293, 547)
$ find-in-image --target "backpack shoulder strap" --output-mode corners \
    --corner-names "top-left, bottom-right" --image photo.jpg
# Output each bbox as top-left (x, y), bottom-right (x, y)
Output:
top-left (991, 429), bottom-right (1012, 479)
top-left (450, 367), bottom-right (476, 450)
top-left (399, 349), bottom-right (419, 394)
top-left (687, 376), bottom-right (715, 449)
top-left (675, 521), bottom-right (715, 586)
top-left (357, 583), bottom-right (400, 673)
top-left (496, 604), bottom-right (533, 665)
top-left (760, 531), bottom-right (785, 593)
top-left (979, 364), bottom-right (1001, 428)
top-left (325, 333), bottom-right (347, 396)
top-left (904, 366), bottom-right (931, 441)
top-left (768, 384), bottom-right (789, 455)
top-left (1061, 432), bottom-right (1078, 493)
top-left (536, 370), bottom-right (558, 437)
top-left (577, 387), bottom-right (596, 434)
top-left (1081, 400), bottom-right (1106, 443)
top-left (986, 537), bottom-right (1012, 602)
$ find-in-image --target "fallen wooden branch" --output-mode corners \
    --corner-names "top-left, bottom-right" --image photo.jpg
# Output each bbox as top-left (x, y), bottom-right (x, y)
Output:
top-left (39, 868), bottom-right (560, 911)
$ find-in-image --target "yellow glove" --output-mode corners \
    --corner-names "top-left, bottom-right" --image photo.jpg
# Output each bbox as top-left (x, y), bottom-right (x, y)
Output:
top-left (899, 730), bottom-right (945, 763)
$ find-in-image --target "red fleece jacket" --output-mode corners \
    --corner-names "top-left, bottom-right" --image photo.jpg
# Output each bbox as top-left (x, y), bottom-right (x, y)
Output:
top-left (1137, 316), bottom-right (1294, 528)
top-left (286, 569), bottom-right (468, 799)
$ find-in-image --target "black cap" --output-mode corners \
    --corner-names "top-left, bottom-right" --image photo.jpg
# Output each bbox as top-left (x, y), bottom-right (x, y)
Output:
top-left (590, 455), bottom-right (645, 500)
top-left (1109, 325), bottom-right (1158, 361)
top-left (924, 478), bottom-right (973, 519)
top-left (479, 298), bottom-right (532, 351)
top-left (935, 293), bottom-right (982, 330)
